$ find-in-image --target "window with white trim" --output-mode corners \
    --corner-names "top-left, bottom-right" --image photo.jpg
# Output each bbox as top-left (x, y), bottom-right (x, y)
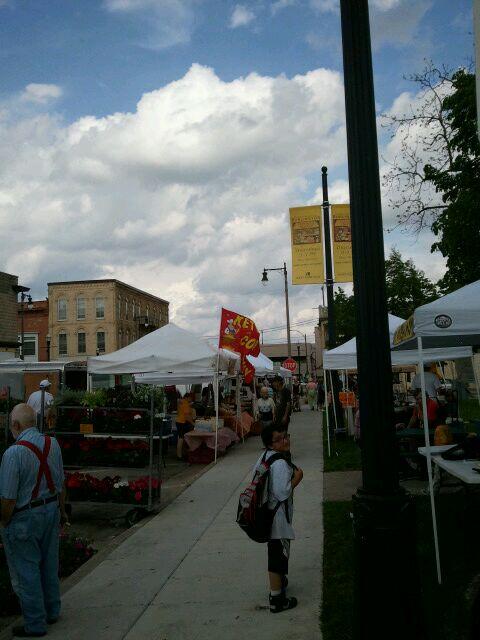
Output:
top-left (95, 297), bottom-right (105, 320)
top-left (77, 332), bottom-right (86, 354)
top-left (57, 299), bottom-right (67, 321)
top-left (96, 331), bottom-right (105, 353)
top-left (77, 297), bottom-right (86, 320)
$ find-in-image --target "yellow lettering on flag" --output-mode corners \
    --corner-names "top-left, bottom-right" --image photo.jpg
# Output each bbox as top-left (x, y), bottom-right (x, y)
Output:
top-left (289, 205), bottom-right (325, 285)
top-left (332, 204), bottom-right (353, 283)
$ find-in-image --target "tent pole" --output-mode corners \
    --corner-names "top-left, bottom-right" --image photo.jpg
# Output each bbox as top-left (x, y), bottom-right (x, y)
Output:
top-left (472, 356), bottom-right (480, 408)
top-left (214, 353), bottom-right (220, 463)
top-left (148, 386), bottom-right (154, 511)
top-left (236, 373), bottom-right (243, 443)
top-left (419, 336), bottom-right (442, 585)
top-left (324, 370), bottom-right (331, 457)
top-left (329, 370), bottom-right (339, 431)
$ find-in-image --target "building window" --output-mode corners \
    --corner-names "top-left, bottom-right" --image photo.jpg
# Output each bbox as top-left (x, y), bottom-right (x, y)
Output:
top-left (126, 330), bottom-right (130, 345)
top-left (117, 297), bottom-right (121, 319)
top-left (59, 333), bottom-right (67, 356)
top-left (77, 297), bottom-right (86, 320)
top-left (118, 331), bottom-right (122, 348)
top-left (57, 299), bottom-right (67, 321)
top-left (137, 303), bottom-right (140, 318)
top-left (132, 300), bottom-right (136, 319)
top-left (18, 333), bottom-right (37, 360)
top-left (95, 297), bottom-right (105, 320)
top-left (125, 299), bottom-right (128, 320)
top-left (77, 332), bottom-right (86, 354)
top-left (97, 331), bottom-right (105, 353)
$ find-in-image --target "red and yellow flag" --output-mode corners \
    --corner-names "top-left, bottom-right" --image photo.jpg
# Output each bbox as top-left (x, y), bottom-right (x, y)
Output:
top-left (219, 308), bottom-right (260, 384)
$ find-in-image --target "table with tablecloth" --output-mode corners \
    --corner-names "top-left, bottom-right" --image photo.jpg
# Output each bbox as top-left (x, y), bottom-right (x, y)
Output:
top-left (184, 426), bottom-right (239, 453)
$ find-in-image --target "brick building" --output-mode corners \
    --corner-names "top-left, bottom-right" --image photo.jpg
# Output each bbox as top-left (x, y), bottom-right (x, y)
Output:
top-left (47, 279), bottom-right (169, 360)
top-left (0, 270), bottom-right (29, 355)
top-left (17, 300), bottom-right (49, 361)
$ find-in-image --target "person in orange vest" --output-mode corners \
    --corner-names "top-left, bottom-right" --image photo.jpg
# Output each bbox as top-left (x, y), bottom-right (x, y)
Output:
top-left (176, 393), bottom-right (196, 460)
top-left (0, 404), bottom-right (68, 638)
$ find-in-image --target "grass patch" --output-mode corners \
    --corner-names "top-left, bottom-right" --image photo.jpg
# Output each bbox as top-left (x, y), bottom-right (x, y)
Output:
top-left (322, 493), bottom-right (480, 640)
top-left (323, 427), bottom-right (361, 472)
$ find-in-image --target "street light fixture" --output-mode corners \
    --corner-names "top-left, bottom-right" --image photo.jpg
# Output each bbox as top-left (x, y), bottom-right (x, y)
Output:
top-left (261, 262), bottom-right (291, 357)
top-left (46, 334), bottom-right (51, 362)
top-left (12, 285), bottom-right (31, 361)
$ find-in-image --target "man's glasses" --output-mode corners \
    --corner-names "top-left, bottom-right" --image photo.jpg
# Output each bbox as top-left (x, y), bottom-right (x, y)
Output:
top-left (272, 433), bottom-right (290, 444)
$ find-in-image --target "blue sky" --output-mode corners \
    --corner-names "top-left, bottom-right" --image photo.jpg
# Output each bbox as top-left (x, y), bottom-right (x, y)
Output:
top-left (0, 0), bottom-right (475, 338)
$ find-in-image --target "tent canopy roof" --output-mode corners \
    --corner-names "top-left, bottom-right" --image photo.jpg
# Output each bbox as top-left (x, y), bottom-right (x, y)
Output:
top-left (88, 323), bottom-right (237, 375)
top-left (323, 314), bottom-right (473, 370)
top-left (393, 280), bottom-right (480, 350)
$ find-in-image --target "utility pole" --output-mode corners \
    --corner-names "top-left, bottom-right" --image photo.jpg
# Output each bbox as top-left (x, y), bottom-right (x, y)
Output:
top-left (340, 1), bottom-right (423, 638)
top-left (321, 166), bottom-right (335, 350)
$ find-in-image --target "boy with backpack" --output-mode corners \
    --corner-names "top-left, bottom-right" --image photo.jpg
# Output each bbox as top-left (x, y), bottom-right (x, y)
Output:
top-left (237, 422), bottom-right (303, 613)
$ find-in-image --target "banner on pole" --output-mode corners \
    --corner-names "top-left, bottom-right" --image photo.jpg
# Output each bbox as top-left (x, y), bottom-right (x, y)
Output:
top-left (331, 204), bottom-right (353, 283)
top-left (218, 308), bottom-right (260, 384)
top-left (289, 205), bottom-right (325, 285)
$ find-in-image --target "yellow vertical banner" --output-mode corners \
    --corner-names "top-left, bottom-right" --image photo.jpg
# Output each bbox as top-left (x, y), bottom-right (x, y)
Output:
top-left (289, 205), bottom-right (325, 285)
top-left (331, 204), bottom-right (353, 283)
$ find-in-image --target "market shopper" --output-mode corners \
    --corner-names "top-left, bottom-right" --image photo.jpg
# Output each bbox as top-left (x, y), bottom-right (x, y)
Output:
top-left (257, 386), bottom-right (276, 428)
top-left (0, 403), bottom-right (68, 638)
top-left (411, 364), bottom-right (442, 401)
top-left (254, 423), bottom-right (303, 613)
top-left (27, 380), bottom-right (54, 430)
top-left (306, 378), bottom-right (317, 411)
top-left (272, 376), bottom-right (292, 430)
top-left (176, 393), bottom-right (196, 460)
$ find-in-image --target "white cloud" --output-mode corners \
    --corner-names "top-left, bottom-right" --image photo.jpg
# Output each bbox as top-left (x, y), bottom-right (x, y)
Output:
top-left (20, 83), bottom-right (63, 105)
top-left (230, 4), bottom-right (255, 29)
top-left (0, 64), bottom-right (348, 335)
top-left (309, 0), bottom-right (431, 50)
top-left (271, 0), bottom-right (296, 16)
top-left (103, 0), bottom-right (196, 49)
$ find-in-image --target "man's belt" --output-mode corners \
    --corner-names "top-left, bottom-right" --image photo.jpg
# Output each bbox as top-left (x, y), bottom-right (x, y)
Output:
top-left (13, 495), bottom-right (58, 514)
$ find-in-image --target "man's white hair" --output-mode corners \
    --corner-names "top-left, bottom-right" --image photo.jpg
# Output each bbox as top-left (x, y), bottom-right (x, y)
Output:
top-left (11, 403), bottom-right (36, 429)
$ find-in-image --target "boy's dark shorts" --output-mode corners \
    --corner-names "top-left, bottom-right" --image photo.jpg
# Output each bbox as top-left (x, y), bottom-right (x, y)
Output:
top-left (267, 540), bottom-right (289, 575)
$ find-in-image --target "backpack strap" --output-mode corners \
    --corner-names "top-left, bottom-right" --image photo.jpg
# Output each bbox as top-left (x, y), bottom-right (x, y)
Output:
top-left (264, 451), bottom-right (293, 523)
top-left (15, 436), bottom-right (56, 500)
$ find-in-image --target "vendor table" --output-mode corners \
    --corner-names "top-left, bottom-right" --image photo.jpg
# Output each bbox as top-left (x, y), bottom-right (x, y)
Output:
top-left (184, 427), bottom-right (239, 454)
top-left (418, 445), bottom-right (480, 492)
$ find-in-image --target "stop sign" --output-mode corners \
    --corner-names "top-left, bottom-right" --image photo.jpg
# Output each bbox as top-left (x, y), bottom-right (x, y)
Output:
top-left (282, 357), bottom-right (297, 372)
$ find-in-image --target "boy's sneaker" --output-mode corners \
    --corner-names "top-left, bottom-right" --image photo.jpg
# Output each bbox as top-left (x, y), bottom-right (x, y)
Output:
top-left (269, 593), bottom-right (298, 613)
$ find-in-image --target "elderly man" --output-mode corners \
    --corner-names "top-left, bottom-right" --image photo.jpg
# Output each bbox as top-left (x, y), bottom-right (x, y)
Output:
top-left (0, 404), bottom-right (68, 638)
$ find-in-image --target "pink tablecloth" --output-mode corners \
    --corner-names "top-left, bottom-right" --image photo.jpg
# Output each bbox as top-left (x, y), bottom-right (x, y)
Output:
top-left (184, 427), bottom-right (239, 453)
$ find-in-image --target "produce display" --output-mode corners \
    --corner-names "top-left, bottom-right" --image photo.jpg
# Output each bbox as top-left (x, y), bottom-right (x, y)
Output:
top-left (65, 472), bottom-right (160, 504)
top-left (58, 436), bottom-right (150, 468)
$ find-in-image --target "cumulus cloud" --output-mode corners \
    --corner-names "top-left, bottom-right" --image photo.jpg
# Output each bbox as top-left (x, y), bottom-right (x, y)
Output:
top-left (104, 0), bottom-right (196, 49)
top-left (230, 4), bottom-right (255, 28)
top-left (0, 64), bottom-right (348, 335)
top-left (20, 83), bottom-right (63, 105)
top-left (271, 0), bottom-right (296, 15)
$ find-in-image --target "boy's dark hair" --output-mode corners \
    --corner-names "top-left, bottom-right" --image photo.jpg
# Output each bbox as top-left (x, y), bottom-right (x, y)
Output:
top-left (261, 422), bottom-right (287, 448)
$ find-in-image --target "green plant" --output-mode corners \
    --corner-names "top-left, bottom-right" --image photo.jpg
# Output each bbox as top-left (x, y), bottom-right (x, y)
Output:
top-left (53, 388), bottom-right (86, 407)
top-left (81, 389), bottom-right (107, 409)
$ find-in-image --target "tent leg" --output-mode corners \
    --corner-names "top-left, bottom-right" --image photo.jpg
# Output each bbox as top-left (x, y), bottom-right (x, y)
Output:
top-left (214, 355), bottom-right (220, 463)
top-left (324, 371), bottom-right (331, 457)
top-left (329, 370), bottom-right (339, 433)
top-left (472, 356), bottom-right (480, 408)
top-left (419, 336), bottom-right (442, 585)
top-left (148, 387), bottom-right (154, 510)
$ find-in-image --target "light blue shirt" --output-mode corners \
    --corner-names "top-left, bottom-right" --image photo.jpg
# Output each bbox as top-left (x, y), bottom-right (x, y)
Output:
top-left (0, 428), bottom-right (65, 509)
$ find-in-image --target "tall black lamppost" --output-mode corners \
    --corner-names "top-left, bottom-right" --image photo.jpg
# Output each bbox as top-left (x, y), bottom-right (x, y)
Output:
top-left (339, 1), bottom-right (422, 638)
top-left (46, 334), bottom-right (51, 362)
top-left (261, 263), bottom-right (292, 358)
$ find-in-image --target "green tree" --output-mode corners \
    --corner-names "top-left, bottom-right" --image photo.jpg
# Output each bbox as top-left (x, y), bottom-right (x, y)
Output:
top-left (333, 249), bottom-right (438, 341)
top-left (385, 248), bottom-right (438, 318)
top-left (333, 288), bottom-right (356, 344)
top-left (383, 65), bottom-right (480, 291)
top-left (428, 71), bottom-right (480, 291)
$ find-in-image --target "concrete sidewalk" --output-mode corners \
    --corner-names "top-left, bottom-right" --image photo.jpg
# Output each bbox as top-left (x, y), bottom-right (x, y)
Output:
top-left (33, 410), bottom-right (323, 639)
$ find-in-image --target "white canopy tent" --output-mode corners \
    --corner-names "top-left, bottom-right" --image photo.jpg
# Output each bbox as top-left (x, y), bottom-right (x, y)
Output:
top-left (246, 352), bottom-right (292, 379)
top-left (323, 314), bottom-right (473, 370)
top-left (88, 323), bottom-right (235, 375)
top-left (88, 323), bottom-right (239, 465)
top-left (392, 281), bottom-right (480, 586)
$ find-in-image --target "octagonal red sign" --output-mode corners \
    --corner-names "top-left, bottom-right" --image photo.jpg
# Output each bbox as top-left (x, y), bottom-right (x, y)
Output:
top-left (282, 357), bottom-right (297, 372)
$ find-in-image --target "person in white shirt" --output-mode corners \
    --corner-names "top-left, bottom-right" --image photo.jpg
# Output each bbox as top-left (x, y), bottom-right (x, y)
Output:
top-left (27, 380), bottom-right (54, 428)
top-left (257, 387), bottom-right (276, 428)
top-left (254, 423), bottom-right (303, 613)
top-left (411, 365), bottom-right (442, 401)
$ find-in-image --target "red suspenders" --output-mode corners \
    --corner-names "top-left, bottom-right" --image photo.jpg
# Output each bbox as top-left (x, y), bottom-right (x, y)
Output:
top-left (15, 436), bottom-right (56, 500)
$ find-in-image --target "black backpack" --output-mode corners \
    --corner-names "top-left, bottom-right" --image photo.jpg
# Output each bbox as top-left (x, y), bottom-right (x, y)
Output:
top-left (236, 451), bottom-right (289, 543)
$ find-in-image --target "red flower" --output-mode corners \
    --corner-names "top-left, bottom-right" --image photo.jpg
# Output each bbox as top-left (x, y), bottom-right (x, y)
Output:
top-left (134, 491), bottom-right (142, 502)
